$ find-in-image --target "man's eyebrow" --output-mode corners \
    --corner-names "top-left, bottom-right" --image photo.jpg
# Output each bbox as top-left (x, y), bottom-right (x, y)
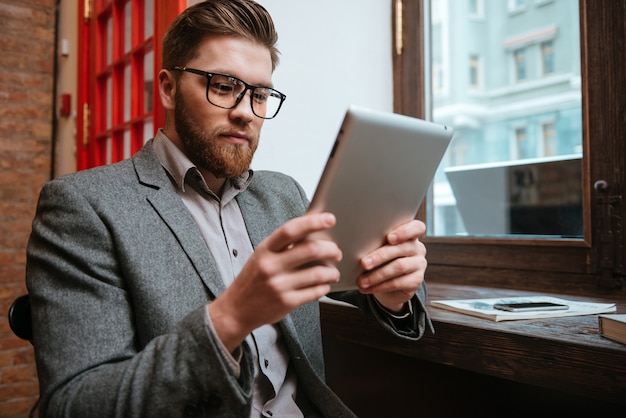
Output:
top-left (247, 78), bottom-right (274, 89)
top-left (213, 70), bottom-right (274, 88)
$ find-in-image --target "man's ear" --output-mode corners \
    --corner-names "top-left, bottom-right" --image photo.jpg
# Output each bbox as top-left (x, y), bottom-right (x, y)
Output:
top-left (158, 69), bottom-right (176, 111)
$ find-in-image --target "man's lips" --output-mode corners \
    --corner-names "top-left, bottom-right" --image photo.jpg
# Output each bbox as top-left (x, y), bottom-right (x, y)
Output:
top-left (221, 131), bottom-right (249, 145)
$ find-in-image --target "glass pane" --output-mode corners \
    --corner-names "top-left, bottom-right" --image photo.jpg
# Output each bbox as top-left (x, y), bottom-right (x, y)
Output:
top-left (105, 136), bottom-right (112, 165)
top-left (144, 0), bottom-right (154, 39)
top-left (124, 129), bottom-right (131, 159)
top-left (106, 76), bottom-right (112, 129)
top-left (124, 64), bottom-right (131, 121)
top-left (143, 50), bottom-right (154, 113)
top-left (106, 16), bottom-right (113, 65)
top-left (428, 0), bottom-right (582, 238)
top-left (124, 1), bottom-right (132, 53)
top-left (143, 118), bottom-right (153, 144)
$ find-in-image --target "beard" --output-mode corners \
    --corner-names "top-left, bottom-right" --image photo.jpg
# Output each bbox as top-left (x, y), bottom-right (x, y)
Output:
top-left (174, 90), bottom-right (258, 178)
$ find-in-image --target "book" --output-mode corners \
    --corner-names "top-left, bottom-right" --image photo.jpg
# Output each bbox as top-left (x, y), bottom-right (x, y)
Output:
top-left (430, 295), bottom-right (616, 322)
top-left (598, 314), bottom-right (626, 345)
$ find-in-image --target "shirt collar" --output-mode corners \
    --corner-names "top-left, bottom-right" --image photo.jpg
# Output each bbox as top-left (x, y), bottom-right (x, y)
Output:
top-left (153, 129), bottom-right (253, 196)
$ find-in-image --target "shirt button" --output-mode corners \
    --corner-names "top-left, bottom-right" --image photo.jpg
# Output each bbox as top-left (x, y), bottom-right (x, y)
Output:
top-left (264, 359), bottom-right (269, 368)
top-left (232, 249), bottom-right (238, 257)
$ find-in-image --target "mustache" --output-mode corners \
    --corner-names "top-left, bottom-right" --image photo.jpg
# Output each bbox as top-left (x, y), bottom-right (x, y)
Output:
top-left (215, 126), bottom-right (259, 144)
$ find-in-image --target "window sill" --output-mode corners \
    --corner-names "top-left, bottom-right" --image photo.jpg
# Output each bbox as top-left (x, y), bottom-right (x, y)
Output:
top-left (320, 282), bottom-right (626, 406)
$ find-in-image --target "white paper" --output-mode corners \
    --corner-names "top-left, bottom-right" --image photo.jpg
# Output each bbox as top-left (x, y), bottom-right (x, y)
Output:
top-left (430, 295), bottom-right (616, 322)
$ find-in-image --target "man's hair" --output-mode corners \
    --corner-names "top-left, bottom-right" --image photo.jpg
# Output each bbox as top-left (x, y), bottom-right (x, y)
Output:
top-left (162, 0), bottom-right (280, 72)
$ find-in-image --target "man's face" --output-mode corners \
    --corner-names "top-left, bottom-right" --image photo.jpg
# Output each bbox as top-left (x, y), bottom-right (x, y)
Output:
top-left (171, 36), bottom-right (273, 178)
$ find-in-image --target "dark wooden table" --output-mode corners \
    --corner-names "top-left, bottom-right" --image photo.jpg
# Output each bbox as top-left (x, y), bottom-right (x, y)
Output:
top-left (321, 283), bottom-right (626, 416)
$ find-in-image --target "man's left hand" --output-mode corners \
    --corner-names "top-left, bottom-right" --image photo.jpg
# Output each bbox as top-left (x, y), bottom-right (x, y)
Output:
top-left (357, 219), bottom-right (427, 313)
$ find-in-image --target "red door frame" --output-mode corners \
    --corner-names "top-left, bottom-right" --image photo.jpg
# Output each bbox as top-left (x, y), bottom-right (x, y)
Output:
top-left (77, 0), bottom-right (185, 170)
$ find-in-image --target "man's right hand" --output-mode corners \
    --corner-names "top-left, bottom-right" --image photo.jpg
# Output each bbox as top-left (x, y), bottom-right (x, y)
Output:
top-left (208, 212), bottom-right (342, 352)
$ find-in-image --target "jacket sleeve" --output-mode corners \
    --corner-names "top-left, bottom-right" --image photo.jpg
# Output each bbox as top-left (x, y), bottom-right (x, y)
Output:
top-left (26, 178), bottom-right (255, 417)
top-left (327, 284), bottom-right (435, 341)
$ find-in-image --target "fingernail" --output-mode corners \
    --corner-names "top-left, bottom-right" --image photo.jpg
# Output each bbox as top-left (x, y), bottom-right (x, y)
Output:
top-left (360, 276), bottom-right (370, 288)
top-left (363, 256), bottom-right (372, 269)
top-left (322, 213), bottom-right (335, 226)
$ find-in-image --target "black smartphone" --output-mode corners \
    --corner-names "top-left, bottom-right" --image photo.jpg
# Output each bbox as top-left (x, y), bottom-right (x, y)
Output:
top-left (493, 302), bottom-right (569, 312)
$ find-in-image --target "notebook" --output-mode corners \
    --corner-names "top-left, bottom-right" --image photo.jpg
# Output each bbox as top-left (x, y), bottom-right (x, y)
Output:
top-left (307, 105), bottom-right (453, 291)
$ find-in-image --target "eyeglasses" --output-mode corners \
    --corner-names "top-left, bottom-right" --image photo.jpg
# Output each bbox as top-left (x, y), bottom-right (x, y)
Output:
top-left (171, 66), bottom-right (286, 119)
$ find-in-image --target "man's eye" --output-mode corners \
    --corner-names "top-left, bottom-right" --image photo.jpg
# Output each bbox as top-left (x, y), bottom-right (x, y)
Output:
top-left (253, 90), bottom-right (269, 103)
top-left (211, 83), bottom-right (236, 94)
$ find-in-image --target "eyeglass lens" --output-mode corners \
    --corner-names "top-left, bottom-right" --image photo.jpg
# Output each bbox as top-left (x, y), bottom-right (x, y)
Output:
top-left (207, 74), bottom-right (283, 119)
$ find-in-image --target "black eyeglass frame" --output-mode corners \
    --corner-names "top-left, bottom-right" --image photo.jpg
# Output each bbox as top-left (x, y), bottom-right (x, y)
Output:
top-left (171, 65), bottom-right (286, 119)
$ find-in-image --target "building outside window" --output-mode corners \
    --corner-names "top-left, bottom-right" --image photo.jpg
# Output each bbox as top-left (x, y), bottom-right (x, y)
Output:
top-left (428, 0), bottom-right (581, 237)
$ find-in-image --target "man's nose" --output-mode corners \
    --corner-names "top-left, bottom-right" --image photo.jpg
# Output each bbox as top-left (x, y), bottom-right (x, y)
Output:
top-left (229, 89), bottom-right (256, 121)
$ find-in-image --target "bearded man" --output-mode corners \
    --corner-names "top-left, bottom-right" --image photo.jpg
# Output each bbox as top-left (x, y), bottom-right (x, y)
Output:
top-left (26, 1), bottom-right (431, 417)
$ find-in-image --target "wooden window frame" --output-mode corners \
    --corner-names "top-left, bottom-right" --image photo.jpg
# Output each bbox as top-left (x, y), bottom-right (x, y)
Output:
top-left (392, 0), bottom-right (625, 296)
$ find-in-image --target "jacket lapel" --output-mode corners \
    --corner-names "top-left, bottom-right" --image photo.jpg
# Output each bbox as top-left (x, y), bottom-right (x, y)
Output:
top-left (132, 141), bottom-right (227, 296)
top-left (236, 190), bottom-right (275, 249)
top-left (134, 144), bottom-right (308, 354)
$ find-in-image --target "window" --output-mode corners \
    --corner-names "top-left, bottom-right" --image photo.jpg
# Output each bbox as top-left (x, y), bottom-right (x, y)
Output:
top-left (509, 0), bottom-right (528, 14)
top-left (468, 0), bottom-right (483, 18)
top-left (425, 0), bottom-right (582, 238)
top-left (393, 0), bottom-right (625, 293)
top-left (469, 54), bottom-right (480, 88)
top-left (77, 1), bottom-right (182, 170)
top-left (541, 121), bottom-right (557, 156)
top-left (514, 126), bottom-right (530, 159)
top-left (514, 48), bottom-right (527, 81)
top-left (541, 40), bottom-right (555, 75)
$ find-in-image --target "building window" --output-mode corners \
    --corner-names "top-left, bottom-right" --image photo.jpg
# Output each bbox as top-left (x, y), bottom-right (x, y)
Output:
top-left (514, 48), bottom-right (527, 81)
top-left (508, 0), bottom-right (528, 14)
top-left (541, 40), bottom-right (555, 75)
top-left (469, 54), bottom-right (480, 88)
top-left (542, 121), bottom-right (557, 156)
top-left (469, 0), bottom-right (483, 18)
top-left (514, 126), bottom-right (531, 159)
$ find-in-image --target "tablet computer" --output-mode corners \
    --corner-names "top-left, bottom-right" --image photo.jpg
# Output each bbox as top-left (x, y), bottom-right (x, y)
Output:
top-left (307, 105), bottom-right (453, 291)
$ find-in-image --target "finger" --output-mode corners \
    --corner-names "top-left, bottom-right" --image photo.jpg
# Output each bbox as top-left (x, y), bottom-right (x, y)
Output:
top-left (287, 264), bottom-right (341, 291)
top-left (283, 238), bottom-right (343, 272)
top-left (362, 239), bottom-right (423, 271)
top-left (387, 219), bottom-right (426, 244)
top-left (360, 274), bottom-right (420, 299)
top-left (360, 253), bottom-right (424, 289)
top-left (264, 213), bottom-right (336, 252)
top-left (258, 266), bottom-right (339, 311)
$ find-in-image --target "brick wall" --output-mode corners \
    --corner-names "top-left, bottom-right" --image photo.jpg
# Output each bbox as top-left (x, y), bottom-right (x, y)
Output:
top-left (0, 0), bottom-right (55, 416)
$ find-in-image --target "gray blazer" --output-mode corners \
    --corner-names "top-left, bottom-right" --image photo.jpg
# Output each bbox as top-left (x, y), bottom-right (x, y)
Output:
top-left (26, 140), bottom-right (430, 417)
